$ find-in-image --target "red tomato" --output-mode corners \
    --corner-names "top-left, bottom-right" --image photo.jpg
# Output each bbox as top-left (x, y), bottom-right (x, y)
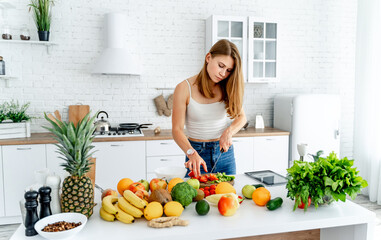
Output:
top-left (209, 185), bottom-right (216, 190)
top-left (298, 197), bottom-right (312, 209)
top-left (199, 176), bottom-right (208, 183)
top-left (204, 186), bottom-right (210, 191)
top-left (208, 174), bottom-right (218, 181)
top-left (210, 189), bottom-right (215, 195)
top-left (204, 190), bottom-right (210, 196)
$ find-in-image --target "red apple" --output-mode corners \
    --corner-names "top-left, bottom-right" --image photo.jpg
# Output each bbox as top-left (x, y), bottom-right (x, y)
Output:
top-left (218, 194), bottom-right (239, 216)
top-left (135, 190), bottom-right (149, 201)
top-left (101, 188), bottom-right (118, 200)
top-left (127, 182), bottom-right (146, 193)
top-left (149, 178), bottom-right (167, 192)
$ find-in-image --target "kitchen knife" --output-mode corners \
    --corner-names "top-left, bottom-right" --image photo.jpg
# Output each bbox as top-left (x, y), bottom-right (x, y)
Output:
top-left (210, 149), bottom-right (225, 173)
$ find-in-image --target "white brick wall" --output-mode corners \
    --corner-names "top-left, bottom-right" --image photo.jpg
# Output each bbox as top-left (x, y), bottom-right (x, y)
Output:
top-left (0, 0), bottom-right (357, 158)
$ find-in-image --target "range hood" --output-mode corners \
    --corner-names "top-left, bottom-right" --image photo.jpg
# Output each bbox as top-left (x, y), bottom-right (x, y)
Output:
top-left (92, 13), bottom-right (141, 75)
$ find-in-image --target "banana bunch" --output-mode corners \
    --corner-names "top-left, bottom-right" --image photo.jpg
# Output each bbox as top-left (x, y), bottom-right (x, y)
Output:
top-left (99, 190), bottom-right (147, 224)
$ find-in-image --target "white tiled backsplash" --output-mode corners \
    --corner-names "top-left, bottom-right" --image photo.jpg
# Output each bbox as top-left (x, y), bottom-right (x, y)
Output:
top-left (0, 0), bottom-right (356, 158)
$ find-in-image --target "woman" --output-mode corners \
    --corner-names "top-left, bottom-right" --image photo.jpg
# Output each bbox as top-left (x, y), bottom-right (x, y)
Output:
top-left (172, 39), bottom-right (247, 178)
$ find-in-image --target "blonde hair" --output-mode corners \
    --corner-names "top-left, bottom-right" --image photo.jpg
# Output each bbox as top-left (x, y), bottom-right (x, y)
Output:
top-left (195, 39), bottom-right (244, 119)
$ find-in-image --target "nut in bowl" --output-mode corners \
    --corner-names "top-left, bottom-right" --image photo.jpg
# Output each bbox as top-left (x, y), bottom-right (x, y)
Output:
top-left (154, 166), bottom-right (187, 181)
top-left (34, 213), bottom-right (87, 240)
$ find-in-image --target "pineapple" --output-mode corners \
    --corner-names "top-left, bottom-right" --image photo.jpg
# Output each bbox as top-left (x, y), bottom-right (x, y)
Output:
top-left (44, 112), bottom-right (97, 218)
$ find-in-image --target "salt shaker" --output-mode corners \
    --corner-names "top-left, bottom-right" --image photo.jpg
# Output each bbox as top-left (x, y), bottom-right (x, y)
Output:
top-left (24, 191), bottom-right (39, 236)
top-left (39, 186), bottom-right (52, 219)
top-left (46, 174), bottom-right (61, 214)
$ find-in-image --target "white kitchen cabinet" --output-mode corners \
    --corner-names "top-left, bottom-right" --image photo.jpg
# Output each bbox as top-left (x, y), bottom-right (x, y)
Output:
top-left (2, 144), bottom-right (46, 216)
top-left (232, 137), bottom-right (254, 174)
top-left (253, 136), bottom-right (289, 176)
top-left (46, 144), bottom-right (69, 182)
top-left (0, 147), bottom-right (4, 217)
top-left (92, 141), bottom-right (146, 189)
top-left (248, 18), bottom-right (278, 83)
top-left (146, 140), bottom-right (185, 181)
top-left (206, 15), bottom-right (247, 81)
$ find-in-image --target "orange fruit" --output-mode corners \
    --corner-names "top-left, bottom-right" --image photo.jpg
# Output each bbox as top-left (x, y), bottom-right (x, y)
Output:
top-left (167, 178), bottom-right (184, 193)
top-left (252, 187), bottom-right (271, 206)
top-left (215, 182), bottom-right (236, 194)
top-left (117, 178), bottom-right (133, 196)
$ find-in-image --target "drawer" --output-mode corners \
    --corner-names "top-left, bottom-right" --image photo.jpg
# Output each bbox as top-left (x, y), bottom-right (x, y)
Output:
top-left (147, 155), bottom-right (185, 173)
top-left (146, 140), bottom-right (183, 156)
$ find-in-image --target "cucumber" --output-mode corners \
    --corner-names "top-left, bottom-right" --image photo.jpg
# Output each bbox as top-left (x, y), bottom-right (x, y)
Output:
top-left (252, 184), bottom-right (265, 189)
top-left (266, 197), bottom-right (283, 211)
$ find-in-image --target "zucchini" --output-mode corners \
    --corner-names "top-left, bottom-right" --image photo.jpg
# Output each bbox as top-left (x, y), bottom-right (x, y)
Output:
top-left (266, 197), bottom-right (283, 211)
top-left (252, 184), bottom-right (265, 189)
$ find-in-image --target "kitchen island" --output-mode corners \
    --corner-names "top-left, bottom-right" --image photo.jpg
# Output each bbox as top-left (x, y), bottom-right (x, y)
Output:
top-left (10, 174), bottom-right (375, 240)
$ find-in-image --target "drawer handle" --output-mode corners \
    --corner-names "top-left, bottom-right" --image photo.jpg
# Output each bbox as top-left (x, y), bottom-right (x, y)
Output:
top-left (232, 140), bottom-right (240, 143)
top-left (266, 138), bottom-right (275, 141)
top-left (160, 143), bottom-right (172, 145)
top-left (16, 147), bottom-right (32, 150)
top-left (160, 159), bottom-right (173, 161)
top-left (110, 144), bottom-right (123, 147)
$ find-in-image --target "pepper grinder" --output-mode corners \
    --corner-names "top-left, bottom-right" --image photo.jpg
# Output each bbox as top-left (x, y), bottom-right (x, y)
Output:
top-left (39, 186), bottom-right (52, 219)
top-left (24, 191), bottom-right (39, 236)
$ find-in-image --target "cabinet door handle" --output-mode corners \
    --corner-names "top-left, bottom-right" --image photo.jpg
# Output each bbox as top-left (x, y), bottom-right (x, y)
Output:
top-left (160, 159), bottom-right (172, 161)
top-left (110, 144), bottom-right (123, 147)
top-left (160, 143), bottom-right (172, 145)
top-left (16, 147), bottom-right (32, 150)
top-left (265, 138), bottom-right (275, 141)
top-left (232, 140), bottom-right (241, 143)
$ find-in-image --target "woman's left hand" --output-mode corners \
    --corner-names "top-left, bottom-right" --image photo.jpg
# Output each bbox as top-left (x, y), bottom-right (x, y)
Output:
top-left (219, 127), bottom-right (233, 152)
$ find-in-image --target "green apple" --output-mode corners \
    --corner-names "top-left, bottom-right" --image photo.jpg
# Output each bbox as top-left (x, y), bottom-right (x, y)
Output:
top-left (186, 178), bottom-right (200, 189)
top-left (138, 179), bottom-right (150, 192)
top-left (242, 184), bottom-right (256, 199)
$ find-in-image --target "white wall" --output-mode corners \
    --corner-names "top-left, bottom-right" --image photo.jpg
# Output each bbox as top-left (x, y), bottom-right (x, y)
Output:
top-left (0, 0), bottom-right (357, 158)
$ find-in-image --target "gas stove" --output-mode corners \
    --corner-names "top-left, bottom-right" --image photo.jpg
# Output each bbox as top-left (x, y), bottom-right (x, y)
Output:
top-left (93, 127), bottom-right (144, 138)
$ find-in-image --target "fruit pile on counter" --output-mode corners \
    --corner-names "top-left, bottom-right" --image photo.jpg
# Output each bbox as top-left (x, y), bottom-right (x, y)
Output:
top-left (99, 174), bottom-right (284, 228)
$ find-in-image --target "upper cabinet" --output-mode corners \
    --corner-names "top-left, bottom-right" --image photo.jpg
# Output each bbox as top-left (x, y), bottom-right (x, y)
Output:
top-left (206, 15), bottom-right (278, 83)
top-left (206, 15), bottom-right (247, 81)
top-left (248, 18), bottom-right (278, 83)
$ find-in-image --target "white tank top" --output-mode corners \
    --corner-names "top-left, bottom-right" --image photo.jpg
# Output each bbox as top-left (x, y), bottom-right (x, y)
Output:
top-left (185, 79), bottom-right (230, 140)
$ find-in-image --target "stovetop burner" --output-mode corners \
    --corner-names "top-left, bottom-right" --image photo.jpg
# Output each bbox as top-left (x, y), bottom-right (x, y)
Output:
top-left (93, 126), bottom-right (145, 138)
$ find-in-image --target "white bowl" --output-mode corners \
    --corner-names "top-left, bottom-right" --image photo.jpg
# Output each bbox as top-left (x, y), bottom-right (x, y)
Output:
top-left (34, 212), bottom-right (87, 240)
top-left (154, 166), bottom-right (187, 180)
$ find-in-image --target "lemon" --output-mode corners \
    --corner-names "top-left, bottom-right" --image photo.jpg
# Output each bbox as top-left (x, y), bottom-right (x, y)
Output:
top-left (144, 202), bottom-right (163, 220)
top-left (215, 182), bottom-right (236, 194)
top-left (164, 201), bottom-right (184, 217)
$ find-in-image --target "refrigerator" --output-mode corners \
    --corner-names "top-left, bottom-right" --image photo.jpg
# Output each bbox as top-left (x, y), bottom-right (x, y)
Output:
top-left (274, 94), bottom-right (340, 166)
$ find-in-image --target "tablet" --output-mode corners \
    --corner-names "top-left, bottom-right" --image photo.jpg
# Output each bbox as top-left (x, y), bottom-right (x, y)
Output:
top-left (244, 170), bottom-right (288, 185)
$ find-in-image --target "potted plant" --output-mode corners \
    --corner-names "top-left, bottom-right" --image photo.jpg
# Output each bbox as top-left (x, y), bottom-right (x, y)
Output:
top-left (0, 100), bottom-right (32, 139)
top-left (29, 0), bottom-right (54, 41)
top-left (286, 152), bottom-right (368, 211)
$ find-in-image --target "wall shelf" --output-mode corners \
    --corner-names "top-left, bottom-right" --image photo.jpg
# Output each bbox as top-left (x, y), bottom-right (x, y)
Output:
top-left (0, 40), bottom-right (57, 53)
top-left (0, 75), bottom-right (17, 88)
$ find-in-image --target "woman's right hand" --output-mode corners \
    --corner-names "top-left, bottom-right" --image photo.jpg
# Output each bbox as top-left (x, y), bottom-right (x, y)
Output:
top-left (184, 152), bottom-right (208, 178)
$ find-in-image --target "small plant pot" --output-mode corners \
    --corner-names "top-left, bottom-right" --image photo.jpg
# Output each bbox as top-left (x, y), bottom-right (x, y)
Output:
top-left (38, 31), bottom-right (50, 41)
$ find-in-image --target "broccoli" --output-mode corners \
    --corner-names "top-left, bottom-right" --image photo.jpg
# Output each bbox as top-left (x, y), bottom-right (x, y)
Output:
top-left (171, 182), bottom-right (197, 207)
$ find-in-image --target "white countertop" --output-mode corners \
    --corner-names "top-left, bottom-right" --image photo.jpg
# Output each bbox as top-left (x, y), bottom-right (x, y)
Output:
top-left (10, 174), bottom-right (376, 240)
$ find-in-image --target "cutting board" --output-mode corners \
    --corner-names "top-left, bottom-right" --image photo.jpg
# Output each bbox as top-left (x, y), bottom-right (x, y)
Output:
top-left (69, 105), bottom-right (90, 126)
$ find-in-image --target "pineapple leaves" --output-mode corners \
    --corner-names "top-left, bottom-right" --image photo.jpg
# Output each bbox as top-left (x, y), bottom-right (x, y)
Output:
top-left (44, 112), bottom-right (96, 177)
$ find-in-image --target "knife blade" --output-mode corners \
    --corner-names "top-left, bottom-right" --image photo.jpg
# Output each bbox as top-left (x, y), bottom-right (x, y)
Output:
top-left (210, 149), bottom-right (225, 173)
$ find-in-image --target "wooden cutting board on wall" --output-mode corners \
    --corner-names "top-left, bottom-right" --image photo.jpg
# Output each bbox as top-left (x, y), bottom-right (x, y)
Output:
top-left (68, 105), bottom-right (90, 126)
